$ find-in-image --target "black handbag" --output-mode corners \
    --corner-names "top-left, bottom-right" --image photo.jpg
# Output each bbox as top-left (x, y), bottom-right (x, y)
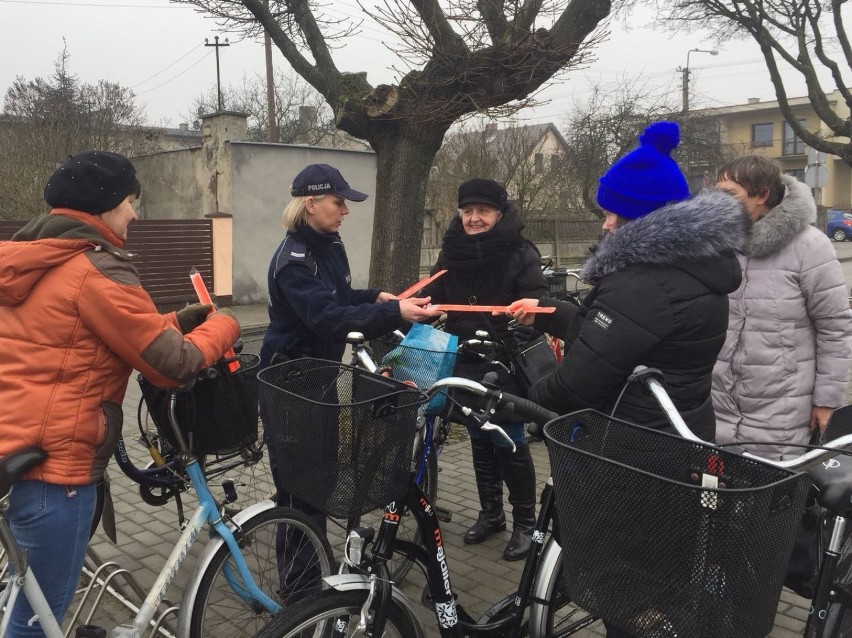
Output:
top-left (511, 335), bottom-right (559, 397)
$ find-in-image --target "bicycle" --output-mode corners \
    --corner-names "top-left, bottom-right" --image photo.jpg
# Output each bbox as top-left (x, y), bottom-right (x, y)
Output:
top-left (350, 327), bottom-right (526, 582)
top-left (0, 354), bottom-right (334, 638)
top-left (255, 361), bottom-right (852, 638)
top-left (539, 258), bottom-right (588, 363)
top-left (338, 331), bottom-right (443, 585)
top-left (253, 357), bottom-right (588, 638)
top-left (124, 334), bottom-right (273, 514)
top-left (540, 367), bottom-right (852, 638)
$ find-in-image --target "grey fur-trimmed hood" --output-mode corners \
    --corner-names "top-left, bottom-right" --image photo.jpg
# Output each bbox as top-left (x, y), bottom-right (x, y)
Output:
top-left (747, 174), bottom-right (816, 258)
top-left (580, 190), bottom-right (748, 285)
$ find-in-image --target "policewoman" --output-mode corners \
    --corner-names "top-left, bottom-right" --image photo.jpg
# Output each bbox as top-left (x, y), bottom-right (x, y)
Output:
top-left (259, 163), bottom-right (439, 597)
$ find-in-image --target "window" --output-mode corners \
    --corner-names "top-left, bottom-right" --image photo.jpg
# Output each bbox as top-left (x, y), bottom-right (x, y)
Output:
top-left (783, 120), bottom-right (806, 155)
top-left (534, 153), bottom-right (544, 174)
top-left (752, 123), bottom-right (773, 148)
top-left (785, 168), bottom-right (805, 182)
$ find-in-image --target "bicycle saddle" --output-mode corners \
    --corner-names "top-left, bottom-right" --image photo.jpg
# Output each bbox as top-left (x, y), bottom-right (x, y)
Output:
top-left (809, 453), bottom-right (852, 516)
top-left (0, 448), bottom-right (47, 500)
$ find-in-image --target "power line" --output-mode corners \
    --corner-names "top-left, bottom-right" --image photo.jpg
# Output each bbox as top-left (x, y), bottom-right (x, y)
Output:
top-left (136, 50), bottom-right (213, 96)
top-left (133, 44), bottom-right (203, 88)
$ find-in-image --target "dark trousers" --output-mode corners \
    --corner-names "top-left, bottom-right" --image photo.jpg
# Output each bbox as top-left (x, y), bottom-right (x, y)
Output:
top-left (267, 440), bottom-right (326, 597)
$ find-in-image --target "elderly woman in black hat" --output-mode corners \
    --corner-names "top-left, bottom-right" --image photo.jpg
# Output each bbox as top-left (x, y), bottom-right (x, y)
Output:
top-left (0, 150), bottom-right (240, 636)
top-left (422, 178), bottom-right (547, 561)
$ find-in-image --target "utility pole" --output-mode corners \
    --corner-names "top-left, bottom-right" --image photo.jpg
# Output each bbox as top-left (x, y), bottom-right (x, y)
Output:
top-left (680, 48), bottom-right (718, 112)
top-left (204, 35), bottom-right (230, 111)
top-left (264, 35), bottom-right (278, 142)
top-left (264, 0), bottom-right (278, 142)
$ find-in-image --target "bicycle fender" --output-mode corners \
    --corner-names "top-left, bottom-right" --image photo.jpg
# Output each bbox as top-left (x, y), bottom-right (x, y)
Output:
top-left (322, 574), bottom-right (427, 638)
top-left (176, 499), bottom-right (277, 637)
top-left (527, 537), bottom-right (564, 638)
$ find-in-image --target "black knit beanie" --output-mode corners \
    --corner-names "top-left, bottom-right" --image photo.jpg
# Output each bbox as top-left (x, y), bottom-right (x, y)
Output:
top-left (44, 150), bottom-right (138, 215)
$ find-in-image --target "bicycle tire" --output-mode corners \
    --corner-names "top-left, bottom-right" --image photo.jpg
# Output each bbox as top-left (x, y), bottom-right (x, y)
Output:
top-left (254, 589), bottom-right (419, 638)
top-left (188, 506), bottom-right (334, 638)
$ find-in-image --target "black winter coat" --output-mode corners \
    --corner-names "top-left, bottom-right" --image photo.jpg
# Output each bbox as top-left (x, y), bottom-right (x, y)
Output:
top-left (423, 205), bottom-right (547, 422)
top-left (530, 191), bottom-right (747, 441)
top-left (260, 222), bottom-right (402, 367)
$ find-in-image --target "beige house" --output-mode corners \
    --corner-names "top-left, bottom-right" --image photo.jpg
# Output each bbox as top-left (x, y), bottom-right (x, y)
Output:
top-left (692, 89), bottom-right (852, 209)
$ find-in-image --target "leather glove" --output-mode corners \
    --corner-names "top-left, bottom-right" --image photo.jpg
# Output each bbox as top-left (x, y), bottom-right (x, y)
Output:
top-left (212, 307), bottom-right (241, 335)
top-left (175, 303), bottom-right (212, 334)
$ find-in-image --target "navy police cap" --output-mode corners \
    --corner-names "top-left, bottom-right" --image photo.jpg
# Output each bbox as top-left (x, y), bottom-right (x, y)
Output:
top-left (290, 164), bottom-right (368, 201)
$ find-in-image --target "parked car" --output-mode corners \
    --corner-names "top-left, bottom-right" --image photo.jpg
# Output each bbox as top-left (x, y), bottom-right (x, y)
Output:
top-left (827, 209), bottom-right (852, 242)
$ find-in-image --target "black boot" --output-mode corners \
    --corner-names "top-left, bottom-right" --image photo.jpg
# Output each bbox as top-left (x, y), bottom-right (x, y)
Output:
top-left (497, 443), bottom-right (536, 561)
top-left (464, 437), bottom-right (506, 544)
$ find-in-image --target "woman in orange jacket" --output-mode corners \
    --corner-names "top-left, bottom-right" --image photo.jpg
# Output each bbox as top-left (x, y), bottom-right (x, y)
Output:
top-left (0, 150), bottom-right (240, 637)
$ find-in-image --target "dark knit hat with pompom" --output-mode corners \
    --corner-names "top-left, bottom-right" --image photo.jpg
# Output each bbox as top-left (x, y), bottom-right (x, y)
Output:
top-left (596, 121), bottom-right (690, 220)
top-left (44, 150), bottom-right (139, 215)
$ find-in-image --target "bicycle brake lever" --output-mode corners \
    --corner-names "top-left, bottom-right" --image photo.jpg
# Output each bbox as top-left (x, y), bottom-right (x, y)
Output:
top-left (481, 422), bottom-right (517, 453)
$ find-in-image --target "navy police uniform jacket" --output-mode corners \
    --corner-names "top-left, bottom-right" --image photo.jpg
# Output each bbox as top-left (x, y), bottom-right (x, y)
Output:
top-left (260, 222), bottom-right (402, 367)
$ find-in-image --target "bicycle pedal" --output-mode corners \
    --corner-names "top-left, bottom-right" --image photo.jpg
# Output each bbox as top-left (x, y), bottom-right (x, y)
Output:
top-left (221, 478), bottom-right (238, 504)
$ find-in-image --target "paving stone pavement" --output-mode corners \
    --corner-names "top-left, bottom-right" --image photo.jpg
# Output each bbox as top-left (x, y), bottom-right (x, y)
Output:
top-left (72, 312), bottom-right (815, 637)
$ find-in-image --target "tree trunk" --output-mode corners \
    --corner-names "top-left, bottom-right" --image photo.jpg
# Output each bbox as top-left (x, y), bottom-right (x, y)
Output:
top-left (368, 126), bottom-right (447, 293)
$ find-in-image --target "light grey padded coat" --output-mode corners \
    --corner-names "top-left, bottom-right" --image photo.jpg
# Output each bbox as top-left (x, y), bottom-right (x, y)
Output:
top-left (712, 175), bottom-right (852, 459)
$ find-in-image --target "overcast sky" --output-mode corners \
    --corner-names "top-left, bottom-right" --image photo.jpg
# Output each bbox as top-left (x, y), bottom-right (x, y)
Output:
top-left (0, 0), bottom-right (826, 130)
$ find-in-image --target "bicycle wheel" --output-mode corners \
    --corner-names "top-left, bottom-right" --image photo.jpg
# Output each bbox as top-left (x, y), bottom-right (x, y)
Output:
top-left (254, 589), bottom-right (419, 638)
top-left (138, 394), bottom-right (273, 510)
top-left (188, 506), bottom-right (334, 638)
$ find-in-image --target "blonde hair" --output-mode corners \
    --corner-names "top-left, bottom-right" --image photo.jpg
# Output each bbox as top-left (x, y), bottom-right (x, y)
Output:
top-left (282, 194), bottom-right (325, 231)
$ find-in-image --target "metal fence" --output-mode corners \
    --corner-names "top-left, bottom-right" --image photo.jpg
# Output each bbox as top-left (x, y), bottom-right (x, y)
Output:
top-left (0, 219), bottom-right (213, 310)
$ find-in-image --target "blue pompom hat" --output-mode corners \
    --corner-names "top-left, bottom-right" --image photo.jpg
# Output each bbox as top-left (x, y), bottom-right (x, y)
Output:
top-left (596, 121), bottom-right (690, 220)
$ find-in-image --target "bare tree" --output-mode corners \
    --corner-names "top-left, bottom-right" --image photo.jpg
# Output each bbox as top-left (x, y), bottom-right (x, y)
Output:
top-left (663, 0), bottom-right (852, 165)
top-left (427, 119), bottom-right (572, 232)
top-left (189, 68), bottom-right (341, 145)
top-left (0, 45), bottom-right (148, 220)
top-left (172, 0), bottom-right (612, 291)
top-left (560, 79), bottom-right (729, 217)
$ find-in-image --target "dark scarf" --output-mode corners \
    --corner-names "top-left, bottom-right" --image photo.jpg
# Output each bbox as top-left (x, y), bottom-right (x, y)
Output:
top-left (439, 203), bottom-right (527, 321)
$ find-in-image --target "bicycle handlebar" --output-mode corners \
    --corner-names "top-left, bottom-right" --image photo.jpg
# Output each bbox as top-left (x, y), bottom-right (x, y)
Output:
top-left (427, 376), bottom-right (558, 431)
top-left (631, 365), bottom-right (852, 471)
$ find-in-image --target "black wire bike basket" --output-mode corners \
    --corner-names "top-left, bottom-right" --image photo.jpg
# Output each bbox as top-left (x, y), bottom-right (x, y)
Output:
top-left (258, 358), bottom-right (426, 518)
top-left (544, 410), bottom-right (811, 638)
top-left (138, 353), bottom-right (260, 455)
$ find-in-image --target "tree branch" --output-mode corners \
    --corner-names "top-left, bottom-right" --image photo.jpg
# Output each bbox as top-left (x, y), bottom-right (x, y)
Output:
top-left (808, 1), bottom-right (852, 112)
top-left (476, 0), bottom-right (509, 44)
top-left (512, 0), bottom-right (545, 35)
top-left (409, 0), bottom-right (469, 56)
top-left (241, 0), bottom-right (348, 103)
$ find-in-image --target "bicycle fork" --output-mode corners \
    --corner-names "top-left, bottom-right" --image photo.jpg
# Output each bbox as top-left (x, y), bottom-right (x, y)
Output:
top-left (805, 515), bottom-right (847, 638)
